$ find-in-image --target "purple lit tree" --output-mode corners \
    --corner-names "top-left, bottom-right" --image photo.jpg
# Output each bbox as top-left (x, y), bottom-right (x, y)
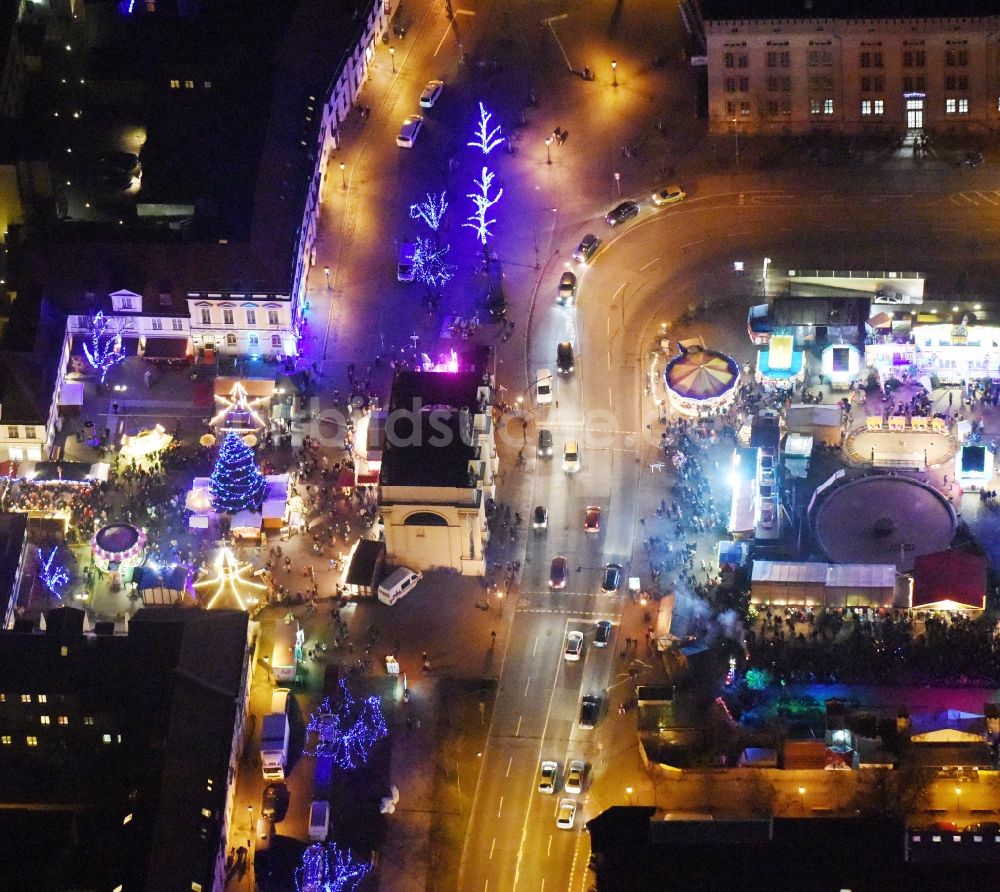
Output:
top-left (302, 678), bottom-right (388, 770)
top-left (37, 547), bottom-right (69, 599)
top-left (464, 166), bottom-right (503, 245)
top-left (295, 843), bottom-right (372, 892)
top-left (83, 311), bottom-right (133, 383)
top-left (467, 102), bottom-right (504, 155)
top-left (412, 237), bottom-right (456, 297)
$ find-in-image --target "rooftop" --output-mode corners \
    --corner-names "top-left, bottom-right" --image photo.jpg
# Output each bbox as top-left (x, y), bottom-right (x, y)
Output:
top-left (0, 296), bottom-right (67, 424)
top-left (380, 413), bottom-right (478, 489)
top-left (700, 0), bottom-right (1000, 20)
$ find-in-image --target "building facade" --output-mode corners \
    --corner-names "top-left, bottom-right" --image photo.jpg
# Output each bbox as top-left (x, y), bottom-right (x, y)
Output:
top-left (702, 2), bottom-right (1000, 135)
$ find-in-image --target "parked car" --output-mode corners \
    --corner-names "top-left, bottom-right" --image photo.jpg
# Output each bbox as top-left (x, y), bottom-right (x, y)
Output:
top-left (549, 555), bottom-right (568, 589)
top-left (966, 822), bottom-right (1000, 835)
top-left (556, 341), bottom-right (574, 374)
top-left (594, 620), bottom-right (612, 647)
top-left (538, 760), bottom-right (559, 794)
top-left (261, 783), bottom-right (290, 822)
top-left (557, 271), bottom-right (577, 305)
top-left (572, 233), bottom-right (600, 263)
top-left (601, 563), bottom-right (622, 593)
top-left (605, 199), bottom-right (639, 227)
top-left (396, 115), bottom-right (424, 148)
top-left (584, 506), bottom-right (601, 532)
top-left (564, 630), bottom-right (584, 661)
top-left (564, 760), bottom-right (586, 794)
top-left (651, 184), bottom-right (686, 206)
top-left (536, 369), bottom-right (553, 405)
top-left (537, 429), bottom-right (553, 457)
top-left (556, 798), bottom-right (577, 829)
top-left (533, 506), bottom-right (549, 530)
top-left (579, 695), bottom-right (600, 728)
top-left (419, 80), bottom-right (444, 108)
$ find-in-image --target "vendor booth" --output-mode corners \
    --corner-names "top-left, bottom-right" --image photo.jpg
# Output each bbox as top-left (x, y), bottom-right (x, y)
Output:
top-left (821, 342), bottom-right (861, 389)
top-left (955, 444), bottom-right (993, 492)
top-left (755, 334), bottom-right (805, 386)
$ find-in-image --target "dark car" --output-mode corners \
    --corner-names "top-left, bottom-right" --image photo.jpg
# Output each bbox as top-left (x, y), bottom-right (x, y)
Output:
top-left (533, 505), bottom-right (548, 530)
top-left (261, 783), bottom-right (290, 822)
top-left (579, 695), bottom-right (601, 729)
top-left (556, 341), bottom-right (574, 374)
top-left (601, 563), bottom-right (622, 593)
top-left (557, 271), bottom-right (577, 305)
top-left (549, 555), bottom-right (568, 589)
top-left (572, 233), bottom-right (601, 263)
top-left (537, 429), bottom-right (554, 457)
top-left (595, 620), bottom-right (612, 647)
top-left (605, 200), bottom-right (639, 227)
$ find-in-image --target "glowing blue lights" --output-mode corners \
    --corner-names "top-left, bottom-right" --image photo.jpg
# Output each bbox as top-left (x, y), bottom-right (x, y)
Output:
top-left (209, 432), bottom-right (268, 514)
top-left (409, 191), bottom-right (449, 233)
top-left (412, 237), bottom-right (456, 291)
top-left (38, 548), bottom-right (69, 598)
top-left (467, 102), bottom-right (504, 155)
top-left (464, 166), bottom-right (503, 245)
top-left (82, 311), bottom-right (132, 384)
top-left (295, 843), bottom-right (372, 892)
top-left (303, 678), bottom-right (388, 770)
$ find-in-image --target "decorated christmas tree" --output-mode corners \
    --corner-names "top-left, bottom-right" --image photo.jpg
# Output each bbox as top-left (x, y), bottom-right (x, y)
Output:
top-left (209, 432), bottom-right (268, 514)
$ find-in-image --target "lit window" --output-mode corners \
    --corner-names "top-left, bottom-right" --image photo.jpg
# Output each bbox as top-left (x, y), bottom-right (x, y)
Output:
top-left (874, 99), bottom-right (884, 115)
top-left (170, 80), bottom-right (180, 89)
top-left (861, 100), bottom-right (872, 116)
top-left (37, 694), bottom-right (46, 704)
top-left (39, 715), bottom-right (50, 725)
top-left (200, 807), bottom-right (212, 818)
top-left (103, 733), bottom-right (112, 743)
top-left (823, 98), bottom-right (834, 115)
top-left (8, 427), bottom-right (18, 439)
top-left (809, 98), bottom-right (822, 115)
top-left (958, 98), bottom-right (968, 114)
top-left (739, 100), bottom-right (750, 116)
top-left (84, 716), bottom-right (94, 725)
top-left (123, 813), bottom-right (132, 825)
top-left (1, 736), bottom-right (10, 745)
top-left (26, 736), bottom-right (38, 746)
top-left (248, 334), bottom-right (259, 348)
top-left (20, 694), bottom-right (30, 703)
top-left (57, 716), bottom-right (68, 725)
top-left (946, 98), bottom-right (957, 114)
top-left (203, 81), bottom-right (212, 89)
top-left (184, 80), bottom-right (194, 89)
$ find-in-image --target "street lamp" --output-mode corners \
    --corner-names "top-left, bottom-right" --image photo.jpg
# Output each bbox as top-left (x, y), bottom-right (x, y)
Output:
top-left (545, 136), bottom-right (553, 164)
top-left (732, 115), bottom-right (740, 169)
top-left (390, 47), bottom-right (396, 72)
top-left (614, 171), bottom-right (621, 197)
top-left (625, 786), bottom-right (634, 804)
top-left (339, 162), bottom-right (346, 189)
top-left (247, 804), bottom-right (254, 832)
top-left (798, 786), bottom-right (806, 812)
top-left (955, 787), bottom-right (962, 813)
top-left (611, 59), bottom-right (618, 87)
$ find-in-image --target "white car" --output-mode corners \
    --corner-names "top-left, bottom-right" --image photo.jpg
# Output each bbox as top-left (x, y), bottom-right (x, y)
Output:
top-left (556, 798), bottom-right (577, 830)
top-left (538, 760), bottom-right (558, 794)
top-left (564, 760), bottom-right (586, 795)
top-left (396, 115), bottom-right (424, 148)
top-left (564, 630), bottom-right (584, 661)
top-left (536, 369), bottom-right (553, 405)
top-left (651, 184), bottom-right (686, 206)
top-left (419, 80), bottom-right (444, 108)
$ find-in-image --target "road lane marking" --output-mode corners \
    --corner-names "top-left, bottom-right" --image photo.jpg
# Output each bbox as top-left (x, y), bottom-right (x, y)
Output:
top-left (532, 636), bottom-right (539, 657)
top-left (515, 714), bottom-right (522, 737)
top-left (455, 8), bottom-right (476, 13)
top-left (506, 756), bottom-right (513, 777)
top-left (433, 21), bottom-right (458, 57)
top-left (498, 796), bottom-right (504, 818)
top-left (974, 191), bottom-right (1000, 205)
top-left (547, 835), bottom-right (553, 856)
top-left (607, 351), bottom-right (611, 370)
top-left (639, 257), bottom-right (660, 271)
top-left (524, 676), bottom-right (531, 696)
top-left (490, 837), bottom-right (496, 860)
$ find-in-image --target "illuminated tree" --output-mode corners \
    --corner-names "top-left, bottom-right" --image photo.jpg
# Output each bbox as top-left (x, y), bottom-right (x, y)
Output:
top-left (412, 237), bottom-right (456, 296)
top-left (409, 191), bottom-right (448, 239)
top-left (464, 166), bottom-right (503, 245)
top-left (467, 102), bottom-right (504, 155)
top-left (303, 678), bottom-right (388, 770)
top-left (209, 432), bottom-right (268, 514)
top-left (38, 547), bottom-right (69, 598)
top-left (295, 843), bottom-right (372, 892)
top-left (83, 311), bottom-right (133, 383)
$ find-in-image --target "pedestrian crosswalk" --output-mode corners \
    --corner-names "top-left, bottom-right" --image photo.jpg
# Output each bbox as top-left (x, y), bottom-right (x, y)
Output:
top-left (949, 191), bottom-right (1000, 207)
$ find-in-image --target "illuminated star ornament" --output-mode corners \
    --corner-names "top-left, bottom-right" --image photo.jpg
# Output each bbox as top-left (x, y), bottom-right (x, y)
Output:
top-left (38, 548), bottom-right (69, 598)
top-left (295, 843), bottom-right (372, 892)
top-left (194, 547), bottom-right (267, 610)
top-left (210, 381), bottom-right (269, 434)
top-left (303, 678), bottom-right (388, 770)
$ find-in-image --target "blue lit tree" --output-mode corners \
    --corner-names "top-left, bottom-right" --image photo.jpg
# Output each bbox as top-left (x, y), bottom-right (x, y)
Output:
top-left (467, 102), bottom-right (504, 155)
top-left (464, 166), bottom-right (503, 245)
top-left (209, 432), bottom-right (268, 514)
top-left (409, 191), bottom-right (448, 243)
top-left (303, 678), bottom-right (388, 770)
top-left (412, 237), bottom-right (456, 296)
top-left (83, 311), bottom-right (133, 384)
top-left (295, 843), bottom-right (372, 892)
top-left (37, 547), bottom-right (69, 599)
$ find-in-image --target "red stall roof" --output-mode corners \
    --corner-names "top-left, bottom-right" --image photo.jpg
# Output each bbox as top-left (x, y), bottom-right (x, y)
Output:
top-left (911, 550), bottom-right (986, 610)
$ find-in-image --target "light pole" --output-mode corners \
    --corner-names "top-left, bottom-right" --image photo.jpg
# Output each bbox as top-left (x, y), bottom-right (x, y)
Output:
top-left (732, 115), bottom-right (740, 169)
top-left (390, 47), bottom-right (396, 72)
top-left (798, 786), bottom-right (806, 813)
top-left (625, 786), bottom-right (634, 805)
top-left (545, 136), bottom-right (552, 164)
top-left (339, 161), bottom-right (346, 189)
top-left (247, 804), bottom-right (254, 833)
top-left (614, 171), bottom-right (621, 196)
top-left (955, 787), bottom-right (962, 814)
top-left (611, 59), bottom-right (618, 87)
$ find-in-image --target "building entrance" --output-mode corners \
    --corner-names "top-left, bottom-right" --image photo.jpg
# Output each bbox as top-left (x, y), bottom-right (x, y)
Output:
top-left (906, 96), bottom-right (924, 130)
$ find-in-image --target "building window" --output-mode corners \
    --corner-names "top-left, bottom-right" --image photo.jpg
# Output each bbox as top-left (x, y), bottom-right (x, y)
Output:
top-left (946, 98), bottom-right (957, 114)
top-left (184, 80), bottom-right (194, 89)
top-left (248, 334), bottom-right (259, 349)
top-left (271, 334), bottom-right (282, 348)
top-left (781, 99), bottom-right (792, 115)
top-left (916, 75), bottom-right (926, 92)
top-left (20, 694), bottom-right (30, 703)
top-left (725, 99), bottom-right (736, 117)
top-left (861, 100), bottom-right (872, 116)
top-left (37, 694), bottom-right (46, 703)
top-left (7, 427), bottom-right (17, 439)
top-left (781, 76), bottom-right (791, 92)
top-left (958, 75), bottom-right (968, 91)
top-left (169, 79), bottom-right (180, 89)
top-left (740, 100), bottom-right (750, 116)
top-left (119, 296), bottom-right (132, 309)
top-left (172, 318), bottom-right (184, 331)
top-left (39, 715), bottom-right (50, 725)
top-left (873, 76), bottom-right (884, 91)
top-left (903, 76), bottom-right (913, 92)
top-left (102, 733), bottom-right (112, 743)
top-left (873, 52), bottom-right (883, 67)
top-left (226, 334), bottom-right (237, 347)
top-left (861, 77), bottom-right (871, 93)
top-left (767, 76), bottom-right (779, 92)
top-left (57, 716), bottom-right (68, 725)
top-left (860, 52), bottom-right (871, 68)
top-left (737, 54), bottom-right (748, 69)
top-left (151, 318), bottom-right (163, 331)
top-left (738, 77), bottom-right (749, 92)
top-left (84, 716), bottom-right (94, 725)
top-left (268, 310), bottom-right (279, 326)
top-left (26, 736), bottom-right (37, 746)
top-left (724, 77), bottom-right (736, 92)
top-left (724, 52), bottom-right (735, 68)
top-left (24, 427), bottom-right (35, 440)
top-left (767, 100), bottom-right (778, 115)
top-left (810, 98), bottom-right (822, 115)
top-left (766, 51), bottom-right (778, 68)
top-left (245, 309), bottom-right (256, 326)
top-left (0, 736), bottom-right (9, 745)
top-left (200, 308), bottom-right (211, 325)
top-left (874, 99), bottom-right (884, 115)
top-left (959, 98), bottom-right (969, 114)
top-left (824, 99), bottom-right (834, 115)
top-left (222, 309), bottom-right (234, 326)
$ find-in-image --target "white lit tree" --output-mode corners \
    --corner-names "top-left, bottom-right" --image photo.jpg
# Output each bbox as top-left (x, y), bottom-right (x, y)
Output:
top-left (464, 166), bottom-right (503, 245)
top-left (409, 191), bottom-right (448, 243)
top-left (412, 237), bottom-right (456, 296)
top-left (467, 102), bottom-right (504, 155)
top-left (83, 311), bottom-right (134, 383)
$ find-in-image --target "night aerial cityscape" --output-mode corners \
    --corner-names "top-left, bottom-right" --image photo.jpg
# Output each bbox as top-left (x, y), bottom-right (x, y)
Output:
top-left (6, 0), bottom-right (1000, 890)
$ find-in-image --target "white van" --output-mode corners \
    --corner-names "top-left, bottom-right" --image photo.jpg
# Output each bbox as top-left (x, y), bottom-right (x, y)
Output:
top-left (536, 369), bottom-right (553, 405)
top-left (397, 242), bottom-right (416, 281)
top-left (396, 115), bottom-right (424, 148)
top-left (378, 567), bottom-right (423, 606)
top-left (308, 800), bottom-right (330, 842)
top-left (270, 688), bottom-right (289, 715)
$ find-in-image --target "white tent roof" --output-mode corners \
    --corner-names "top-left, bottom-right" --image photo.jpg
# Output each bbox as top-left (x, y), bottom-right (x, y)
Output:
top-left (784, 433), bottom-right (813, 457)
top-left (752, 561), bottom-right (828, 584)
top-left (231, 510), bottom-right (262, 529)
top-left (825, 563), bottom-right (896, 589)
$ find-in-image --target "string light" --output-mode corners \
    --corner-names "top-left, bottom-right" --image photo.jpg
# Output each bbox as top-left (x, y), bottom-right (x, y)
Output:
top-left (303, 679), bottom-right (388, 770)
top-left (38, 548), bottom-right (69, 598)
top-left (467, 102), bottom-right (503, 155)
top-left (295, 843), bottom-right (372, 892)
top-left (82, 310), bottom-right (133, 383)
top-left (209, 432), bottom-right (268, 514)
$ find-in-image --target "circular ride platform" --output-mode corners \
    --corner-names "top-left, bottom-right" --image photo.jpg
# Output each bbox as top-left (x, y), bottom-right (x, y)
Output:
top-left (812, 475), bottom-right (956, 571)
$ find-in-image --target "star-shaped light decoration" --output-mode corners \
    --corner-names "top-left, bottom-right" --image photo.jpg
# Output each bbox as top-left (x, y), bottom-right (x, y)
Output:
top-left (210, 381), bottom-right (269, 434)
top-left (194, 547), bottom-right (267, 610)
